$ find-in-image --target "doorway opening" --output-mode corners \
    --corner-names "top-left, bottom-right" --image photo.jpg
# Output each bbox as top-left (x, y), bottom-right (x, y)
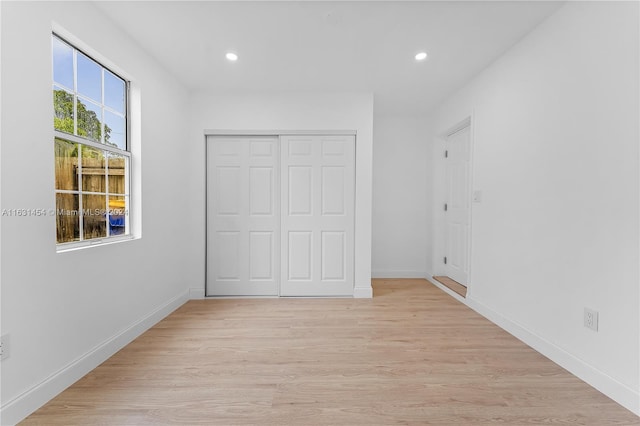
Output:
top-left (434, 118), bottom-right (473, 295)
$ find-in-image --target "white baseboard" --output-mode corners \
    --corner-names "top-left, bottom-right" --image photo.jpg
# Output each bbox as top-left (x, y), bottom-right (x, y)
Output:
top-left (424, 270), bottom-right (434, 282)
top-left (0, 290), bottom-right (190, 425)
top-left (427, 279), bottom-right (639, 416)
top-left (353, 285), bottom-right (373, 298)
top-left (189, 287), bottom-right (205, 300)
top-left (371, 270), bottom-right (427, 279)
top-left (466, 297), bottom-right (639, 416)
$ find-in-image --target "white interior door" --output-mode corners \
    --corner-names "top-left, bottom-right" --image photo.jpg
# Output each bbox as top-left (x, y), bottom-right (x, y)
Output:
top-left (280, 135), bottom-right (355, 296)
top-left (444, 126), bottom-right (471, 286)
top-left (206, 136), bottom-right (280, 296)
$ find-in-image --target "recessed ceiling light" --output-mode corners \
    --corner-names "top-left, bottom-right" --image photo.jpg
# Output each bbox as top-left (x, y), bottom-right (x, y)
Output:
top-left (226, 52), bottom-right (238, 62)
top-left (415, 52), bottom-right (428, 61)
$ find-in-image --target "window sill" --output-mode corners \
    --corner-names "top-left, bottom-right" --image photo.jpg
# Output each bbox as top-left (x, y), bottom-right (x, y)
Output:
top-left (56, 235), bottom-right (136, 253)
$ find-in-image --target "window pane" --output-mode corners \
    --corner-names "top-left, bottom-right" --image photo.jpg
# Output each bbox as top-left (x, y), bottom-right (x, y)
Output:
top-left (107, 152), bottom-right (127, 194)
top-left (53, 36), bottom-right (130, 246)
top-left (56, 193), bottom-right (80, 243)
top-left (108, 195), bottom-right (127, 236)
top-left (104, 70), bottom-right (125, 114)
top-left (104, 110), bottom-right (126, 149)
top-left (80, 146), bottom-right (106, 193)
top-left (82, 194), bottom-right (107, 240)
top-left (52, 36), bottom-right (73, 89)
top-left (77, 52), bottom-right (101, 103)
top-left (53, 87), bottom-right (75, 134)
top-left (54, 138), bottom-right (78, 191)
top-left (77, 97), bottom-right (102, 142)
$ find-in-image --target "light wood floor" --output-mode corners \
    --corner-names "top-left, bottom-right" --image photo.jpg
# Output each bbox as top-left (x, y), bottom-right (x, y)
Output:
top-left (22, 279), bottom-right (638, 425)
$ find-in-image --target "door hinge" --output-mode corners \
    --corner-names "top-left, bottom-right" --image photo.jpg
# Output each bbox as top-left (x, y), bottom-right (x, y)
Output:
top-left (444, 257), bottom-right (447, 265)
top-left (445, 150), bottom-right (448, 158)
top-left (444, 203), bottom-right (448, 211)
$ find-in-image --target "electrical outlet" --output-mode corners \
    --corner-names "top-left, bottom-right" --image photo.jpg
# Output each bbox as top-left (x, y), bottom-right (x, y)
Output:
top-left (0, 334), bottom-right (10, 361)
top-left (584, 308), bottom-right (599, 332)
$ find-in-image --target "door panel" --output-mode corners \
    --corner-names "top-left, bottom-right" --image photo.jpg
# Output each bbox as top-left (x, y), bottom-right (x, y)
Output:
top-left (289, 140), bottom-right (313, 156)
top-left (288, 231), bottom-right (313, 280)
top-left (289, 166), bottom-right (313, 215)
top-left (215, 167), bottom-right (240, 215)
top-left (321, 231), bottom-right (345, 280)
top-left (445, 126), bottom-right (471, 286)
top-left (249, 231), bottom-right (273, 280)
top-left (216, 231), bottom-right (240, 280)
top-left (250, 140), bottom-right (273, 157)
top-left (207, 136), bottom-right (280, 296)
top-left (249, 168), bottom-right (273, 215)
top-left (280, 135), bottom-right (355, 296)
top-left (322, 167), bottom-right (345, 215)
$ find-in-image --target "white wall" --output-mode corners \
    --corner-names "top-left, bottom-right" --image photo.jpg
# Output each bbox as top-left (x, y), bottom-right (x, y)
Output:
top-left (431, 1), bottom-right (639, 414)
top-left (0, 2), bottom-right (196, 423)
top-left (372, 115), bottom-right (431, 278)
top-left (187, 92), bottom-right (374, 298)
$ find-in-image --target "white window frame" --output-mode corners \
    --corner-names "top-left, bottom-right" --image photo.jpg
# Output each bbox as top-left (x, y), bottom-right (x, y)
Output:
top-left (53, 33), bottom-right (133, 251)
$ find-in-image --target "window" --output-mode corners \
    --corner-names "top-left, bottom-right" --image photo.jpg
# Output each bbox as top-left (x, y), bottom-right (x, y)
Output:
top-left (52, 34), bottom-right (131, 247)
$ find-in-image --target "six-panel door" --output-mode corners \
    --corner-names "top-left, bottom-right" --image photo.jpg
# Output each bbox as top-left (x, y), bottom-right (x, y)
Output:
top-left (206, 136), bottom-right (280, 296)
top-left (445, 126), bottom-right (470, 286)
top-left (206, 135), bottom-right (355, 297)
top-left (280, 135), bottom-right (355, 296)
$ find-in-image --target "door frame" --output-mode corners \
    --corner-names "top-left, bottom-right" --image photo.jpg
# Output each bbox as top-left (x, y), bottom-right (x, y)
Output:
top-left (204, 129), bottom-right (357, 298)
top-left (432, 116), bottom-right (475, 294)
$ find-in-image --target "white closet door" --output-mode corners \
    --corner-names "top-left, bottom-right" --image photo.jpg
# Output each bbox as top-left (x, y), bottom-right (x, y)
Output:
top-left (280, 135), bottom-right (355, 296)
top-left (206, 136), bottom-right (279, 296)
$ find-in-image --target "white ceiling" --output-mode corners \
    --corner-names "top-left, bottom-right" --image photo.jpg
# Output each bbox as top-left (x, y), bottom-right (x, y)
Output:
top-left (95, 1), bottom-right (564, 116)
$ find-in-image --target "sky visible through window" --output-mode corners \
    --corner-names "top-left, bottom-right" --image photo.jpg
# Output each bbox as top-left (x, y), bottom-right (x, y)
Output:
top-left (52, 36), bottom-right (126, 150)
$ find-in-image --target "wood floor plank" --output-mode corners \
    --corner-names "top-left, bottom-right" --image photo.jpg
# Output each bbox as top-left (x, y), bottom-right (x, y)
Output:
top-left (21, 279), bottom-right (639, 425)
top-left (433, 276), bottom-right (467, 297)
